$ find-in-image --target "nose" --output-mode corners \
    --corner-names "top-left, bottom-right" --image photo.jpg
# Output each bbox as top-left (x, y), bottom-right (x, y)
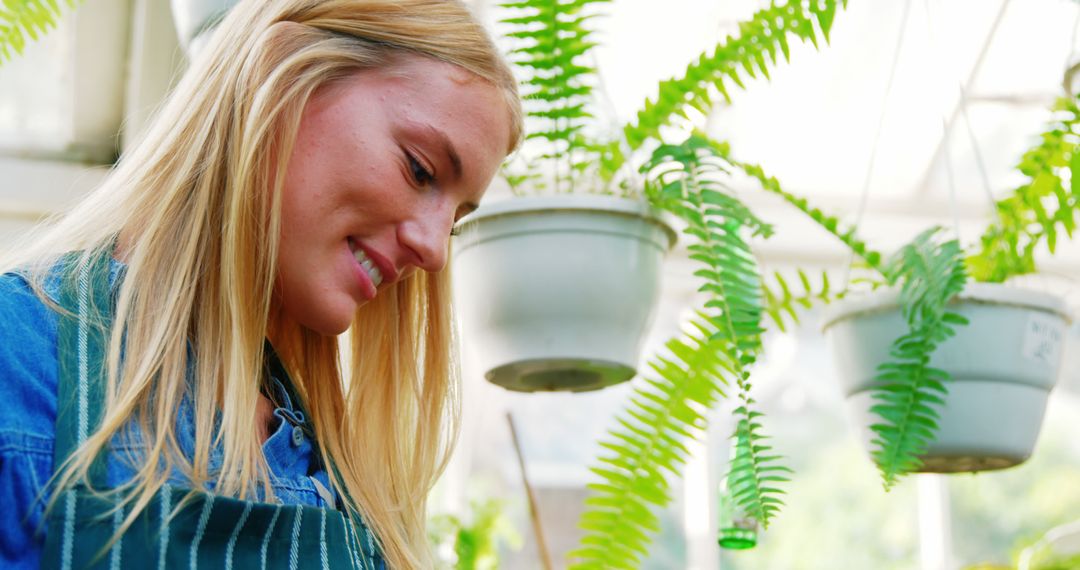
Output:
top-left (398, 208), bottom-right (453, 274)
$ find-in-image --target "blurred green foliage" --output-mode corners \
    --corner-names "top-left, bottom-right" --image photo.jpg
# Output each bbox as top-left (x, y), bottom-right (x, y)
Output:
top-left (429, 499), bottom-right (522, 570)
top-left (0, 0), bottom-right (83, 65)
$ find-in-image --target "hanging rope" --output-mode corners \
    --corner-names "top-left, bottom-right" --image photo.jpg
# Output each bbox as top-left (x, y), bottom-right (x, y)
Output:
top-left (843, 0), bottom-right (913, 287)
top-left (941, 118), bottom-right (963, 239)
top-left (923, 0), bottom-right (967, 242)
top-left (957, 0), bottom-right (1014, 228)
top-left (1065, 5), bottom-right (1080, 96)
top-left (927, 0), bottom-right (1016, 242)
top-left (590, 49), bottom-right (645, 195)
top-left (957, 83), bottom-right (1001, 222)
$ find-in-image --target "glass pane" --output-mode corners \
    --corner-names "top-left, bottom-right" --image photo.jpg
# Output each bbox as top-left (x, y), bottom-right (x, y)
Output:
top-left (0, 20), bottom-right (73, 152)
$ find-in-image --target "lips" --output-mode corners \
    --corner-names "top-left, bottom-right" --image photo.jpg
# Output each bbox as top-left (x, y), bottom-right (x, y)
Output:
top-left (347, 238), bottom-right (398, 292)
top-left (353, 247), bottom-right (383, 287)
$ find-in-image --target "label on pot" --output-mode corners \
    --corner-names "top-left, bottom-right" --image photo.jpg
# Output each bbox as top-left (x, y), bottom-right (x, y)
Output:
top-left (1023, 313), bottom-right (1064, 366)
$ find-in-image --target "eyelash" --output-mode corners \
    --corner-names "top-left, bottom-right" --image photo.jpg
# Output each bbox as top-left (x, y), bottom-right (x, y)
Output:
top-left (405, 151), bottom-right (434, 186)
top-left (406, 150), bottom-right (462, 236)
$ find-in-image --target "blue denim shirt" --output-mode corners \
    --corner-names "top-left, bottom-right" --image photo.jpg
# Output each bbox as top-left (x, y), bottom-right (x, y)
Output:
top-left (0, 262), bottom-right (338, 569)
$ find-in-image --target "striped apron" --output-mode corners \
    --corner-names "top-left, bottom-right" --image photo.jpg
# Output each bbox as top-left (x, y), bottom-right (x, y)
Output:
top-left (40, 251), bottom-right (386, 569)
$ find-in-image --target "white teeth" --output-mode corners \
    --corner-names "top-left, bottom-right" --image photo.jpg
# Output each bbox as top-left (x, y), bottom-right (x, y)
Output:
top-left (352, 247), bottom-right (383, 287)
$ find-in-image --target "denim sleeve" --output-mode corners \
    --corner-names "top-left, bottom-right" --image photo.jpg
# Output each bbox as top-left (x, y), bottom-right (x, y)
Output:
top-left (0, 272), bottom-right (61, 569)
top-left (0, 265), bottom-right (330, 570)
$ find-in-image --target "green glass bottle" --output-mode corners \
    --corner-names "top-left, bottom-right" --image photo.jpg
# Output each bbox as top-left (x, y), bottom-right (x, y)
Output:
top-left (717, 432), bottom-right (758, 550)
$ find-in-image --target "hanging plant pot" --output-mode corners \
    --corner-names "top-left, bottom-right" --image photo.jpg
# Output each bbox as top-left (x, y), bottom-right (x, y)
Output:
top-left (452, 195), bottom-right (677, 392)
top-left (823, 283), bottom-right (1070, 472)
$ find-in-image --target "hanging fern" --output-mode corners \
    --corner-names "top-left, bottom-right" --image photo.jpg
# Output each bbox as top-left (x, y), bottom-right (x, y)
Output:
top-left (737, 155), bottom-right (975, 487)
top-left (570, 134), bottom-right (790, 568)
top-left (0, 0), bottom-right (81, 65)
top-left (499, 0), bottom-right (610, 193)
top-left (722, 137), bottom-right (975, 487)
top-left (623, 0), bottom-right (844, 150)
top-left (495, 0), bottom-right (853, 561)
top-left (651, 136), bottom-right (789, 528)
top-left (739, 160), bottom-right (971, 487)
top-left (969, 94), bottom-right (1080, 282)
top-left (571, 314), bottom-right (736, 568)
top-left (869, 228), bottom-right (969, 488)
top-left (762, 268), bottom-right (840, 333)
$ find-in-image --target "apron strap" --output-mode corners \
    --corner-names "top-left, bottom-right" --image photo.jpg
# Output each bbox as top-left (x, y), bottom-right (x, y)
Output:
top-left (53, 249), bottom-right (115, 488)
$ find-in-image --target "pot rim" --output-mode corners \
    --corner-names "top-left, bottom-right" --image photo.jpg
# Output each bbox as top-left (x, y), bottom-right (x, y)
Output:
top-left (456, 194), bottom-right (679, 248)
top-left (821, 282), bottom-right (1072, 331)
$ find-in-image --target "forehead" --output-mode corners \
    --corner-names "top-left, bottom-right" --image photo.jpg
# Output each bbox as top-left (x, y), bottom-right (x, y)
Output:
top-left (329, 56), bottom-right (512, 184)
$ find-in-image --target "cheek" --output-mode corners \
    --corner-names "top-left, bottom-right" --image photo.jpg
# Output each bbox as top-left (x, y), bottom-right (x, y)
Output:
top-left (279, 154), bottom-right (350, 243)
top-left (280, 150), bottom-right (320, 235)
top-left (277, 191), bottom-right (319, 262)
top-left (350, 169), bottom-right (417, 222)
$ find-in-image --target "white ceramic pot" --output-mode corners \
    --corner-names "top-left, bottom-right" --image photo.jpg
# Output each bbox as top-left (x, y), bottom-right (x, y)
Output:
top-left (452, 195), bottom-right (677, 392)
top-left (822, 283), bottom-right (1070, 472)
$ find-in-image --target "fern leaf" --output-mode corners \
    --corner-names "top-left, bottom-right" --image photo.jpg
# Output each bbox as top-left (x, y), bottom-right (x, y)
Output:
top-left (499, 0), bottom-right (610, 192)
top-left (762, 268), bottom-right (842, 332)
top-left (0, 0), bottom-right (81, 65)
top-left (623, 0), bottom-right (844, 149)
top-left (733, 159), bottom-right (887, 274)
top-left (570, 134), bottom-right (789, 568)
top-left (969, 94), bottom-right (1080, 282)
top-left (870, 228), bottom-right (969, 488)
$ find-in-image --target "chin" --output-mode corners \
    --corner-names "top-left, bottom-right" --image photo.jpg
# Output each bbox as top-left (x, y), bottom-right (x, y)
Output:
top-left (292, 305), bottom-right (357, 337)
top-left (301, 320), bottom-right (351, 337)
top-left (279, 287), bottom-right (368, 337)
top-left (320, 323), bottom-right (351, 336)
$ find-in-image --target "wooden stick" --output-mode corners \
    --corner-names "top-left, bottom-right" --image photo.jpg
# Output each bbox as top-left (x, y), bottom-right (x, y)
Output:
top-left (507, 412), bottom-right (554, 570)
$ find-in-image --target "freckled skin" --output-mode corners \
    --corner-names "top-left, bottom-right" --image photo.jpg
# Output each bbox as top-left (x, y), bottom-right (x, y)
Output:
top-left (275, 56), bottom-right (511, 335)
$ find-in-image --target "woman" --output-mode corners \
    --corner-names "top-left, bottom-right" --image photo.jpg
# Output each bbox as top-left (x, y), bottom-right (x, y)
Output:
top-left (0, 0), bottom-right (522, 568)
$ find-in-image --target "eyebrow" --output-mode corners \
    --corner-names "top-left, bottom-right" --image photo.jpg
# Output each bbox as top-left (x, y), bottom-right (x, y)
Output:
top-left (421, 123), bottom-right (463, 182)
top-left (409, 121), bottom-right (478, 217)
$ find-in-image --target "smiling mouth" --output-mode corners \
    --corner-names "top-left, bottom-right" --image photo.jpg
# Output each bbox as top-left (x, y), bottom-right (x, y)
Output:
top-left (349, 240), bottom-right (384, 287)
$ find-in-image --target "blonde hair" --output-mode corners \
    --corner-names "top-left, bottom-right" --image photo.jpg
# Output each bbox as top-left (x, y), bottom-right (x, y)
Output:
top-left (11, 1), bottom-right (522, 567)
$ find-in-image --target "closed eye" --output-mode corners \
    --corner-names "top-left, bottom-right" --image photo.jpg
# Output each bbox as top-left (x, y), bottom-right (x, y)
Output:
top-left (405, 151), bottom-right (434, 186)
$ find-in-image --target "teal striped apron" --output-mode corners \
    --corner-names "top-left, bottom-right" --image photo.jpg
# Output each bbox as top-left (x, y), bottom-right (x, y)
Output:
top-left (40, 251), bottom-right (386, 569)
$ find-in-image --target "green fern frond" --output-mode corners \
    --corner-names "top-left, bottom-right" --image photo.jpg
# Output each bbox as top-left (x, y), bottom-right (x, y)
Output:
top-left (570, 134), bottom-right (788, 568)
top-left (762, 269), bottom-right (841, 332)
top-left (649, 135), bottom-right (788, 529)
top-left (729, 409), bottom-right (791, 525)
top-left (735, 160), bottom-right (886, 274)
top-left (646, 136), bottom-right (772, 237)
top-left (500, 155), bottom-right (548, 196)
top-left (0, 0), bottom-right (81, 65)
top-left (969, 94), bottom-right (1080, 282)
top-left (499, 0), bottom-right (610, 192)
top-left (570, 314), bottom-right (732, 569)
top-left (870, 228), bottom-right (969, 488)
top-left (623, 0), bottom-right (844, 149)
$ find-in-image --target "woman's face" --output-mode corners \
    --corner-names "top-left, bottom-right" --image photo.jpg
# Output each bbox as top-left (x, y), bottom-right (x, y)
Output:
top-left (276, 56), bottom-right (512, 335)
